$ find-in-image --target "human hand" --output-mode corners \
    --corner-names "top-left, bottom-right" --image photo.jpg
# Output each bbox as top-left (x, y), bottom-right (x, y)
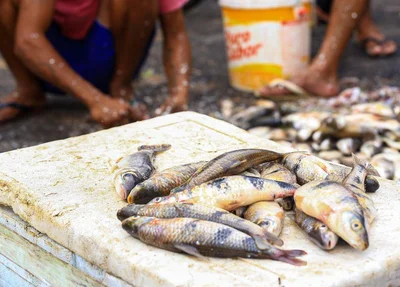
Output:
top-left (90, 96), bottom-right (149, 128)
top-left (155, 92), bottom-right (189, 116)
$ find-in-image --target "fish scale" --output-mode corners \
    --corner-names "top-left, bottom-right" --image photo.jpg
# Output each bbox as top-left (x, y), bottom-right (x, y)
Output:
top-left (117, 203), bottom-right (284, 248)
top-left (149, 176), bottom-right (297, 211)
top-left (172, 149), bottom-right (300, 194)
top-left (122, 216), bottom-right (306, 265)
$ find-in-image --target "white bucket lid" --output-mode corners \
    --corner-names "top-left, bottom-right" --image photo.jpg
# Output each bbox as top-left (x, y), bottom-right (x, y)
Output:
top-left (219, 0), bottom-right (302, 9)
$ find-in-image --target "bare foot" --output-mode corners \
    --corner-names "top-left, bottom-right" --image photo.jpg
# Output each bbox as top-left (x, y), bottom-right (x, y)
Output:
top-left (356, 11), bottom-right (397, 57)
top-left (0, 87), bottom-right (46, 123)
top-left (258, 68), bottom-right (339, 98)
top-left (155, 93), bottom-right (189, 116)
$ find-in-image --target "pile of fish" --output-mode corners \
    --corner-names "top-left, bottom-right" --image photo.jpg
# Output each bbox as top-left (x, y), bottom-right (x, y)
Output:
top-left (112, 144), bottom-right (380, 266)
top-left (220, 86), bottom-right (400, 182)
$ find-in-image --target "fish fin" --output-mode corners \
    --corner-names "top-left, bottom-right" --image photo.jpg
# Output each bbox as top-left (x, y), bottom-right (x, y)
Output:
top-left (174, 243), bottom-right (206, 259)
top-left (277, 255), bottom-right (307, 266)
top-left (351, 153), bottom-right (380, 177)
top-left (267, 249), bottom-right (307, 266)
top-left (254, 232), bottom-right (284, 249)
top-left (324, 173), bottom-right (343, 183)
top-left (137, 144), bottom-right (171, 153)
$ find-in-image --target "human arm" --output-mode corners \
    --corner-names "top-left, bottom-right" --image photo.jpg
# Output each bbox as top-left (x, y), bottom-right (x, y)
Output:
top-left (14, 0), bottom-right (137, 127)
top-left (157, 8), bottom-right (191, 115)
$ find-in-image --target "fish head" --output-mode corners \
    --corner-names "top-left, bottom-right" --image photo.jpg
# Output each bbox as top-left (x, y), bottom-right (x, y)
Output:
top-left (310, 222), bottom-right (338, 250)
top-left (117, 204), bottom-right (146, 221)
top-left (121, 216), bottom-right (154, 237)
top-left (128, 184), bottom-right (157, 204)
top-left (339, 211), bottom-right (369, 251)
top-left (114, 171), bottom-right (140, 200)
top-left (258, 218), bottom-right (282, 236)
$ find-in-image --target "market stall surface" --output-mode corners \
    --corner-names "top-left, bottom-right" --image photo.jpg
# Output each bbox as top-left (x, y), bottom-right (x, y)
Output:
top-left (1, 0), bottom-right (400, 153)
top-left (0, 112), bottom-right (399, 286)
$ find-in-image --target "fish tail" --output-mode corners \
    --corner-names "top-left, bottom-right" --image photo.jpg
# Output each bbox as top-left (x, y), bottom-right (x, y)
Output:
top-left (352, 153), bottom-right (380, 177)
top-left (138, 144), bottom-right (172, 154)
top-left (261, 248), bottom-right (307, 266)
top-left (276, 255), bottom-right (307, 266)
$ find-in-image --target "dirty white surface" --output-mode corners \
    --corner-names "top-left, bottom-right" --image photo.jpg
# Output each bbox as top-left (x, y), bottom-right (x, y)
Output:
top-left (0, 111), bottom-right (399, 287)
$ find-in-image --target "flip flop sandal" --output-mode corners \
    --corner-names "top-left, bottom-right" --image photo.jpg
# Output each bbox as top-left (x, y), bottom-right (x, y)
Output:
top-left (360, 37), bottom-right (397, 58)
top-left (0, 102), bottom-right (41, 123)
top-left (255, 79), bottom-right (313, 102)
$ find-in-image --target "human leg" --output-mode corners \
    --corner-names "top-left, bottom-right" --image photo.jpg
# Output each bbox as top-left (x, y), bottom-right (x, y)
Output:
top-left (260, 0), bottom-right (368, 98)
top-left (356, 2), bottom-right (397, 57)
top-left (0, 0), bottom-right (46, 122)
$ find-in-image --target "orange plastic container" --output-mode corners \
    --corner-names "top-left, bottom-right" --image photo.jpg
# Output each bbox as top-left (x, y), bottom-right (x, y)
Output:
top-left (220, 0), bottom-right (312, 92)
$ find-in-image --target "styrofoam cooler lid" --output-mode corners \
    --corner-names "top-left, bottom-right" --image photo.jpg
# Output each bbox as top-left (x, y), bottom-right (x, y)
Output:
top-left (219, 0), bottom-right (302, 9)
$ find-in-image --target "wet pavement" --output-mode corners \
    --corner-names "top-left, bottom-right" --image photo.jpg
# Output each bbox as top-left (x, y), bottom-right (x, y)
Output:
top-left (1, 0), bottom-right (399, 153)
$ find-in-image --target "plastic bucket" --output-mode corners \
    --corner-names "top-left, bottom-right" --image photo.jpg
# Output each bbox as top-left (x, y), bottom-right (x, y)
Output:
top-left (219, 0), bottom-right (311, 92)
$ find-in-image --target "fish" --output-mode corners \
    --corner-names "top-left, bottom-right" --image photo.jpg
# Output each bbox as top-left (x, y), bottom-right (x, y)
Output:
top-left (276, 197), bottom-right (295, 211)
top-left (318, 150), bottom-right (342, 162)
top-left (257, 162), bottom-right (297, 185)
top-left (336, 138), bottom-right (362, 156)
top-left (230, 106), bottom-right (271, 129)
top-left (233, 206), bottom-right (248, 217)
top-left (281, 152), bottom-right (379, 193)
top-left (371, 153), bottom-right (400, 180)
top-left (149, 176), bottom-right (297, 211)
top-left (117, 202), bottom-right (283, 248)
top-left (371, 154), bottom-right (395, 180)
top-left (319, 113), bottom-right (400, 138)
top-left (294, 207), bottom-right (338, 250)
top-left (127, 161), bottom-right (206, 204)
top-left (121, 216), bottom-right (307, 266)
top-left (383, 138), bottom-right (400, 150)
top-left (244, 201), bottom-right (284, 236)
top-left (294, 180), bottom-right (369, 250)
top-left (240, 167), bottom-right (261, 177)
top-left (282, 112), bottom-right (330, 133)
top-left (112, 144), bottom-right (171, 200)
top-left (360, 140), bottom-right (382, 158)
top-left (171, 149), bottom-right (301, 194)
top-left (342, 155), bottom-right (377, 223)
top-left (352, 102), bottom-right (396, 118)
top-left (319, 138), bottom-right (335, 151)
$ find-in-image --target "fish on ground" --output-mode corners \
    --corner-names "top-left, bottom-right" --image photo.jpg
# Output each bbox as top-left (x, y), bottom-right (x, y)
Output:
top-left (342, 154), bottom-right (377, 223)
top-left (127, 161), bottom-right (206, 204)
top-left (149, 175), bottom-right (297, 211)
top-left (294, 207), bottom-right (338, 250)
top-left (294, 180), bottom-right (369, 251)
top-left (244, 201), bottom-right (284, 236)
top-left (171, 149), bottom-right (303, 194)
top-left (112, 144), bottom-right (171, 200)
top-left (117, 202), bottom-right (283, 248)
top-left (122, 216), bottom-right (307, 266)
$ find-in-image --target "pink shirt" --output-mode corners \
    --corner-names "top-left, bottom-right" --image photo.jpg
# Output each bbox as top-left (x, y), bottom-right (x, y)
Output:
top-left (54, 0), bottom-right (188, 40)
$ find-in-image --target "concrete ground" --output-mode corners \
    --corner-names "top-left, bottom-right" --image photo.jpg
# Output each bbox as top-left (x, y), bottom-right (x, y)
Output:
top-left (1, 0), bottom-right (399, 153)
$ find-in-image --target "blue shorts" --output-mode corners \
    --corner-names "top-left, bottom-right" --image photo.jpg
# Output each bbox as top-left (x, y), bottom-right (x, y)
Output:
top-left (42, 21), bottom-right (154, 95)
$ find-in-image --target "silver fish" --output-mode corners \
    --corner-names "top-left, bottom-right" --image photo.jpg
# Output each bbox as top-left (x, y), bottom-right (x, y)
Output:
top-left (294, 207), bottom-right (338, 250)
top-left (122, 216), bottom-right (307, 265)
top-left (112, 144), bottom-right (171, 200)
top-left (117, 202), bottom-right (283, 248)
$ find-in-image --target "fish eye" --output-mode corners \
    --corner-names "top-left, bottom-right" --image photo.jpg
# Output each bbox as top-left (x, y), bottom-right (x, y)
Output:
top-left (320, 224), bottom-right (327, 230)
top-left (351, 221), bottom-right (362, 230)
top-left (154, 197), bottom-right (162, 203)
